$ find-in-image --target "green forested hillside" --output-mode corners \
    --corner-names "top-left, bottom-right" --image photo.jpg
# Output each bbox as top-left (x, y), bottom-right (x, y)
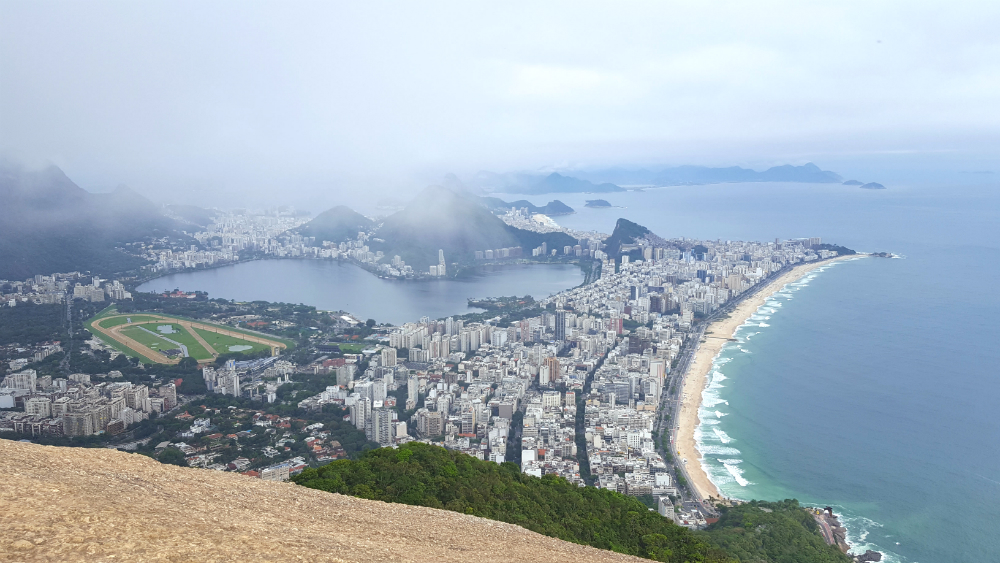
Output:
top-left (0, 302), bottom-right (66, 345)
top-left (603, 218), bottom-right (650, 258)
top-left (707, 500), bottom-right (848, 563)
top-left (293, 443), bottom-right (850, 563)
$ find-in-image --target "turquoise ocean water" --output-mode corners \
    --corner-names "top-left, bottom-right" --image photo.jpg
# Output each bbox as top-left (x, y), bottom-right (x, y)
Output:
top-left (499, 182), bottom-right (1000, 562)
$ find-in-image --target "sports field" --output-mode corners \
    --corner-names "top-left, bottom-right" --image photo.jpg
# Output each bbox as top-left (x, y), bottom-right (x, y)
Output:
top-left (86, 309), bottom-right (289, 365)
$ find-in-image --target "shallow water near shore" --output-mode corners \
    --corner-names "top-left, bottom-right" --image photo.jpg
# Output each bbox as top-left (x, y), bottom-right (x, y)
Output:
top-left (502, 182), bottom-right (1000, 562)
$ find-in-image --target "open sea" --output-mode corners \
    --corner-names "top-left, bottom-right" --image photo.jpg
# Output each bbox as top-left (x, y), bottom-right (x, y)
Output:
top-left (497, 181), bottom-right (1000, 562)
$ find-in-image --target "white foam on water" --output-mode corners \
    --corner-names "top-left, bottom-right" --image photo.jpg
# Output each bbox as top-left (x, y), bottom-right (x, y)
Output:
top-left (712, 427), bottom-right (732, 443)
top-left (832, 510), bottom-right (907, 563)
top-left (702, 393), bottom-right (727, 408)
top-left (698, 444), bottom-right (741, 456)
top-left (722, 462), bottom-right (749, 486)
top-left (758, 322), bottom-right (770, 327)
top-left (701, 418), bottom-right (721, 425)
top-left (714, 411), bottom-right (727, 417)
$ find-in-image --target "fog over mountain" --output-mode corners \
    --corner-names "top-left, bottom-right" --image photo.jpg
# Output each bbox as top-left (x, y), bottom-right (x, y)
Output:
top-left (2, 1), bottom-right (999, 207)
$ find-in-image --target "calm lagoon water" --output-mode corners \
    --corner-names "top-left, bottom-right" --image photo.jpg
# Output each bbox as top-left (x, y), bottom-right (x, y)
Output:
top-left (498, 182), bottom-right (1000, 562)
top-left (137, 260), bottom-right (583, 325)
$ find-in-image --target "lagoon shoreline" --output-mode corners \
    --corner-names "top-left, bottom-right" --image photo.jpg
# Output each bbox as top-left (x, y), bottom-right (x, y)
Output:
top-left (674, 254), bottom-right (860, 502)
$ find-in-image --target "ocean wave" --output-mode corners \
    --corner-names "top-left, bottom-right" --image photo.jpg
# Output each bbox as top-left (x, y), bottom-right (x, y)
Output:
top-left (714, 410), bottom-right (727, 417)
top-left (758, 322), bottom-right (770, 327)
top-left (702, 395), bottom-right (727, 408)
top-left (698, 444), bottom-right (741, 456)
top-left (711, 428), bottom-right (732, 444)
top-left (722, 461), bottom-right (749, 486)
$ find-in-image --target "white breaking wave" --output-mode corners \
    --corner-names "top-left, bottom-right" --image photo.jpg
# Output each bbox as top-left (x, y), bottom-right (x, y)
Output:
top-left (758, 322), bottom-right (770, 327)
top-left (723, 462), bottom-right (749, 486)
top-left (714, 410), bottom-right (727, 417)
top-left (832, 509), bottom-right (906, 563)
top-left (698, 444), bottom-right (741, 456)
top-left (712, 427), bottom-right (732, 444)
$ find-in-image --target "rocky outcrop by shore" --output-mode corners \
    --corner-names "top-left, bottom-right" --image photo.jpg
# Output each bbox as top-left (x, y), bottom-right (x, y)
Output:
top-left (814, 506), bottom-right (883, 563)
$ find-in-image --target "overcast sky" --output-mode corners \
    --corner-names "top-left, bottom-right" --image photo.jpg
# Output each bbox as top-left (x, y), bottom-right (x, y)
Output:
top-left (2, 1), bottom-right (998, 207)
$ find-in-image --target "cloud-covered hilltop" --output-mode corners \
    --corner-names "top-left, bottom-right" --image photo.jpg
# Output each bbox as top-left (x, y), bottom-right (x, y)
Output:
top-left (0, 160), bottom-right (186, 279)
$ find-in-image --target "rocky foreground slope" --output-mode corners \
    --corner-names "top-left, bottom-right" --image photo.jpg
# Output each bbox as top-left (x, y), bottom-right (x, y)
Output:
top-left (0, 440), bottom-right (646, 563)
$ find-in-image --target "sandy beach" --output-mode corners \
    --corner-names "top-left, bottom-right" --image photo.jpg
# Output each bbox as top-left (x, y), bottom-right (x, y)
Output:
top-left (675, 255), bottom-right (860, 501)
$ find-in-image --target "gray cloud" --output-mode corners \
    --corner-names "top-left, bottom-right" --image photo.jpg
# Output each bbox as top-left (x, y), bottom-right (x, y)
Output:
top-left (2, 1), bottom-right (998, 207)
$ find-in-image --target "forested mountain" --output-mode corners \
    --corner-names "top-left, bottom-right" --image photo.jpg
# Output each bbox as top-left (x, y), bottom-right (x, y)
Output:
top-left (602, 218), bottom-right (651, 258)
top-left (294, 443), bottom-right (851, 563)
top-left (296, 205), bottom-right (374, 243)
top-left (370, 186), bottom-right (576, 271)
top-left (0, 160), bottom-right (184, 280)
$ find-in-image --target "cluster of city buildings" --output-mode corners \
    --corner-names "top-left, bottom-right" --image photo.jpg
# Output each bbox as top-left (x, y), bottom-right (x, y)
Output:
top-left (290, 234), bottom-right (836, 525)
top-left (497, 206), bottom-right (609, 244)
top-left (0, 368), bottom-right (174, 436)
top-left (202, 358), bottom-right (295, 402)
top-left (4, 223), bottom-right (837, 526)
top-left (145, 208), bottom-right (311, 272)
top-left (1, 272), bottom-right (132, 307)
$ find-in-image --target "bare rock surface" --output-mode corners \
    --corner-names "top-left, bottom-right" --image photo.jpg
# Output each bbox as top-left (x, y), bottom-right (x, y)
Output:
top-left (0, 440), bottom-right (646, 563)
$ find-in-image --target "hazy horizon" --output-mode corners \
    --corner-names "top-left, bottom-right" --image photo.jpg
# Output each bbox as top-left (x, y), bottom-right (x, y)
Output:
top-left (2, 1), bottom-right (998, 209)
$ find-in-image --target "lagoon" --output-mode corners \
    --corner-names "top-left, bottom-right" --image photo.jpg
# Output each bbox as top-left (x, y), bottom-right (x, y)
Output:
top-left (136, 260), bottom-right (583, 325)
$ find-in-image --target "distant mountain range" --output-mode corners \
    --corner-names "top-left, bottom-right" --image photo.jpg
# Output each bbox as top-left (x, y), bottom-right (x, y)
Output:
top-left (453, 163), bottom-right (863, 195)
top-left (576, 162), bottom-right (843, 186)
top-left (465, 171), bottom-right (624, 195)
top-left (0, 161), bottom-right (185, 280)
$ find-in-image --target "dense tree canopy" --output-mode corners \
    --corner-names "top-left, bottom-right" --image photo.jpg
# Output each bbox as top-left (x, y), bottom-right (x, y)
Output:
top-left (293, 443), bottom-right (850, 563)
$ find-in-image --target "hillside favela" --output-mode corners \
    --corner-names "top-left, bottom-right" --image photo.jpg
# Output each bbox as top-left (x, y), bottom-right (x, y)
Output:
top-left (2, 3), bottom-right (998, 563)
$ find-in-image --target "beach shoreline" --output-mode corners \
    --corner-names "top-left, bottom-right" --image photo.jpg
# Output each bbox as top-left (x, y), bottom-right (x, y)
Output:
top-left (675, 254), bottom-right (861, 502)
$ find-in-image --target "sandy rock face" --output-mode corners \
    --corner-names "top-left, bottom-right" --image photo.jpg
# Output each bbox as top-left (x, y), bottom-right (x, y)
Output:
top-left (0, 440), bottom-right (645, 563)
